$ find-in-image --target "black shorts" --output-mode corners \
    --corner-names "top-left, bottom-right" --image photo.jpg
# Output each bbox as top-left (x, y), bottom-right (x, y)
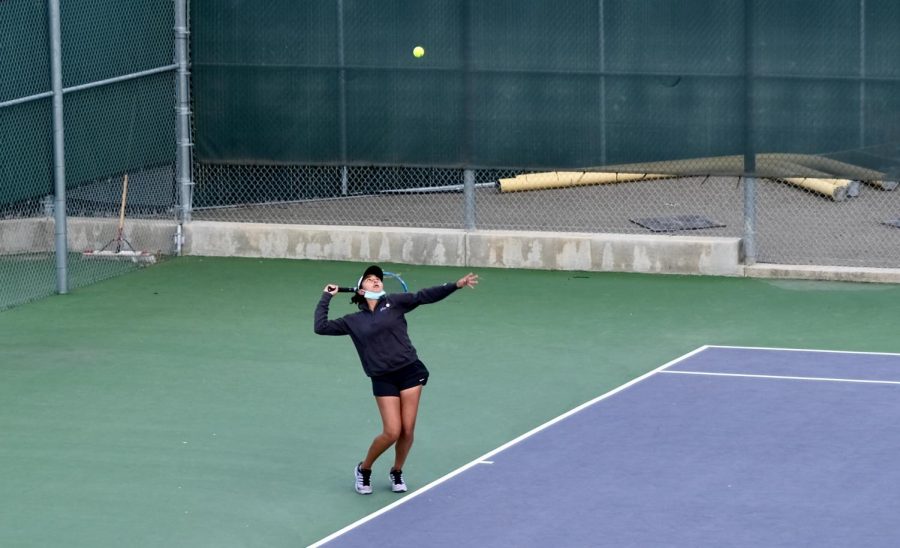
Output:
top-left (370, 360), bottom-right (429, 397)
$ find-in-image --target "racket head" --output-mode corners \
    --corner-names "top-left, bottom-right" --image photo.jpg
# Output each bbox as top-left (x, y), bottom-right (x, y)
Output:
top-left (382, 271), bottom-right (408, 293)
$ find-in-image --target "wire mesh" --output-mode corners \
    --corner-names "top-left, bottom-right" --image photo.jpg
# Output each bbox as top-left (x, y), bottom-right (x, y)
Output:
top-left (757, 177), bottom-right (900, 268)
top-left (188, 0), bottom-right (900, 270)
top-left (1, 1), bottom-right (55, 310)
top-left (1, 1), bottom-right (177, 311)
top-left (193, 161), bottom-right (900, 268)
top-left (194, 165), bottom-right (469, 228)
top-left (63, 2), bottom-right (177, 292)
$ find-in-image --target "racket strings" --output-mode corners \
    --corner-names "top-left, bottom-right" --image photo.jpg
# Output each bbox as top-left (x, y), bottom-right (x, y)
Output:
top-left (382, 272), bottom-right (408, 293)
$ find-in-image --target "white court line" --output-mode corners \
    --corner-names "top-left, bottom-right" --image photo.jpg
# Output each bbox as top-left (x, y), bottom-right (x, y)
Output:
top-left (662, 369), bottom-right (900, 386)
top-left (704, 344), bottom-right (900, 357)
top-left (307, 345), bottom-right (712, 547)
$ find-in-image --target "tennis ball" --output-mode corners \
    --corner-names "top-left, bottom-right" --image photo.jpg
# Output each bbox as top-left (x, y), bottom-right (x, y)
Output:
top-left (413, 46), bottom-right (425, 58)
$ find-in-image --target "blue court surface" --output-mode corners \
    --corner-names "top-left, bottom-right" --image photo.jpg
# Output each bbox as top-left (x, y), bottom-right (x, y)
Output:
top-left (312, 346), bottom-right (900, 547)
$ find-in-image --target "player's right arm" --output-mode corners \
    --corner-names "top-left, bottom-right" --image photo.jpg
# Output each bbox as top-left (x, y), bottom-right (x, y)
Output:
top-left (314, 291), bottom-right (350, 335)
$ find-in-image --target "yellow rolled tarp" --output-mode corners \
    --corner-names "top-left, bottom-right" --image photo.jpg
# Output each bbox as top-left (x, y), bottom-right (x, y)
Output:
top-left (498, 171), bottom-right (672, 193)
top-left (781, 177), bottom-right (854, 201)
top-left (583, 153), bottom-right (895, 190)
top-left (783, 155), bottom-right (883, 180)
top-left (494, 153), bottom-right (889, 199)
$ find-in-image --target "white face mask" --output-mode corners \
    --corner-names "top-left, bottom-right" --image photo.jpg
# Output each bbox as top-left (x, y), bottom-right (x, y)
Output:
top-left (363, 290), bottom-right (385, 300)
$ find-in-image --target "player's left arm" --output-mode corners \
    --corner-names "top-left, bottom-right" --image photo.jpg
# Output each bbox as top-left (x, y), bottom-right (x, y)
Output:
top-left (392, 273), bottom-right (478, 311)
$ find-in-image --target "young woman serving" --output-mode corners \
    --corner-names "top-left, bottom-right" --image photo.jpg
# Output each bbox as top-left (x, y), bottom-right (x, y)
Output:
top-left (314, 265), bottom-right (479, 494)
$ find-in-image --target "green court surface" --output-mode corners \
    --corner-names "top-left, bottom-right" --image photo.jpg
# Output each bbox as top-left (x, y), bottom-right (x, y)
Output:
top-left (2, 257), bottom-right (900, 547)
top-left (0, 252), bottom-right (143, 310)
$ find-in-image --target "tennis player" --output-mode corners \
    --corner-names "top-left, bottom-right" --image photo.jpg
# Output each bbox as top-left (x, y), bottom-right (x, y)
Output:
top-left (314, 265), bottom-right (479, 494)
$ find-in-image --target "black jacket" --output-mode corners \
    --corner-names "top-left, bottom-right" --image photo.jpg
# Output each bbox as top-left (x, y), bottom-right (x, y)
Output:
top-left (314, 283), bottom-right (459, 376)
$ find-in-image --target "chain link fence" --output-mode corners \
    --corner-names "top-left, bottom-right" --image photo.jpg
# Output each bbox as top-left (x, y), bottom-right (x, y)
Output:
top-left (758, 175), bottom-right (900, 268)
top-left (189, 0), bottom-right (900, 270)
top-left (1, 1), bottom-right (179, 310)
top-left (192, 161), bottom-right (900, 268)
top-left (1, 1), bottom-right (55, 309)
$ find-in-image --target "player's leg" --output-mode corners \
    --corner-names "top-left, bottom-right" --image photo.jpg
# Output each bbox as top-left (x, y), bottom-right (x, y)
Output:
top-left (355, 395), bottom-right (401, 494)
top-left (363, 396), bottom-right (402, 469)
top-left (386, 384), bottom-right (422, 493)
top-left (392, 384), bottom-right (422, 471)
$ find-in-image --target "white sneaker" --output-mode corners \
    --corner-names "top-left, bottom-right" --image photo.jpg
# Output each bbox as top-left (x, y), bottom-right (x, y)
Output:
top-left (389, 468), bottom-right (407, 493)
top-left (355, 463), bottom-right (372, 495)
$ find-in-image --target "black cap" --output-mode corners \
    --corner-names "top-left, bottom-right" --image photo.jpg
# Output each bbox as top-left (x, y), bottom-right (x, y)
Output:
top-left (357, 265), bottom-right (383, 288)
top-left (351, 265), bottom-right (384, 307)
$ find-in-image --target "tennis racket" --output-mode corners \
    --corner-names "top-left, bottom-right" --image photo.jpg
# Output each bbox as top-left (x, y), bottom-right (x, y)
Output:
top-left (331, 271), bottom-right (409, 293)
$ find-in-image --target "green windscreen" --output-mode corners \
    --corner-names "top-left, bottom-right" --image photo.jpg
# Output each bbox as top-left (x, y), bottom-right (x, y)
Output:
top-left (0, 1), bottom-right (175, 207)
top-left (190, 0), bottom-right (900, 173)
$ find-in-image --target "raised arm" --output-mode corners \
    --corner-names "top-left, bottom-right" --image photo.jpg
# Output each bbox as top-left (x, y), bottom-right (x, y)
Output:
top-left (391, 273), bottom-right (479, 312)
top-left (314, 289), bottom-right (350, 335)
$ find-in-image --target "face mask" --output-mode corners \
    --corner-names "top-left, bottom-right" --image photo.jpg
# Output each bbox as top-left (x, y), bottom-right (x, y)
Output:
top-left (363, 290), bottom-right (385, 300)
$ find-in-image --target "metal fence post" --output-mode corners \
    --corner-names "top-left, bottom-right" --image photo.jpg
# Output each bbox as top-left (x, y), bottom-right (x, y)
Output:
top-left (742, 177), bottom-right (757, 265)
top-left (742, 0), bottom-right (757, 266)
top-left (175, 0), bottom-right (193, 226)
top-left (858, 0), bottom-right (867, 149)
top-left (337, 0), bottom-right (349, 195)
top-left (463, 169), bottom-right (476, 230)
top-left (48, 0), bottom-right (67, 293)
top-left (462, 1), bottom-right (475, 231)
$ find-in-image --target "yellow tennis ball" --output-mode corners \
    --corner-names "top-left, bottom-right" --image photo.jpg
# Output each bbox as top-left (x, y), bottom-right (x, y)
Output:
top-left (413, 46), bottom-right (425, 58)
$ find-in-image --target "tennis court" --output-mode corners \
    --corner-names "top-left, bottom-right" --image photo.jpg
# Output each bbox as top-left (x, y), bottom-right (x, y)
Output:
top-left (314, 346), bottom-right (900, 547)
top-left (3, 257), bottom-right (900, 547)
top-left (6, 2), bottom-right (900, 546)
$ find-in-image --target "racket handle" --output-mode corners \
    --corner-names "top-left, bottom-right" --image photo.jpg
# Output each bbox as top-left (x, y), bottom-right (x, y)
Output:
top-left (336, 286), bottom-right (356, 293)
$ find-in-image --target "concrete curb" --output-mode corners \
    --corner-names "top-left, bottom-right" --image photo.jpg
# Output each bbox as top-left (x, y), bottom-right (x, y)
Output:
top-left (744, 263), bottom-right (900, 284)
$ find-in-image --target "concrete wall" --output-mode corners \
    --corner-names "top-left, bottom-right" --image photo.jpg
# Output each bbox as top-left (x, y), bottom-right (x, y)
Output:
top-left (185, 222), bottom-right (468, 266)
top-left (66, 218), bottom-right (178, 254)
top-left (0, 218), bottom-right (53, 253)
top-left (0, 218), bottom-right (177, 255)
top-left (184, 221), bottom-right (743, 276)
top-left (9, 218), bottom-right (900, 281)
